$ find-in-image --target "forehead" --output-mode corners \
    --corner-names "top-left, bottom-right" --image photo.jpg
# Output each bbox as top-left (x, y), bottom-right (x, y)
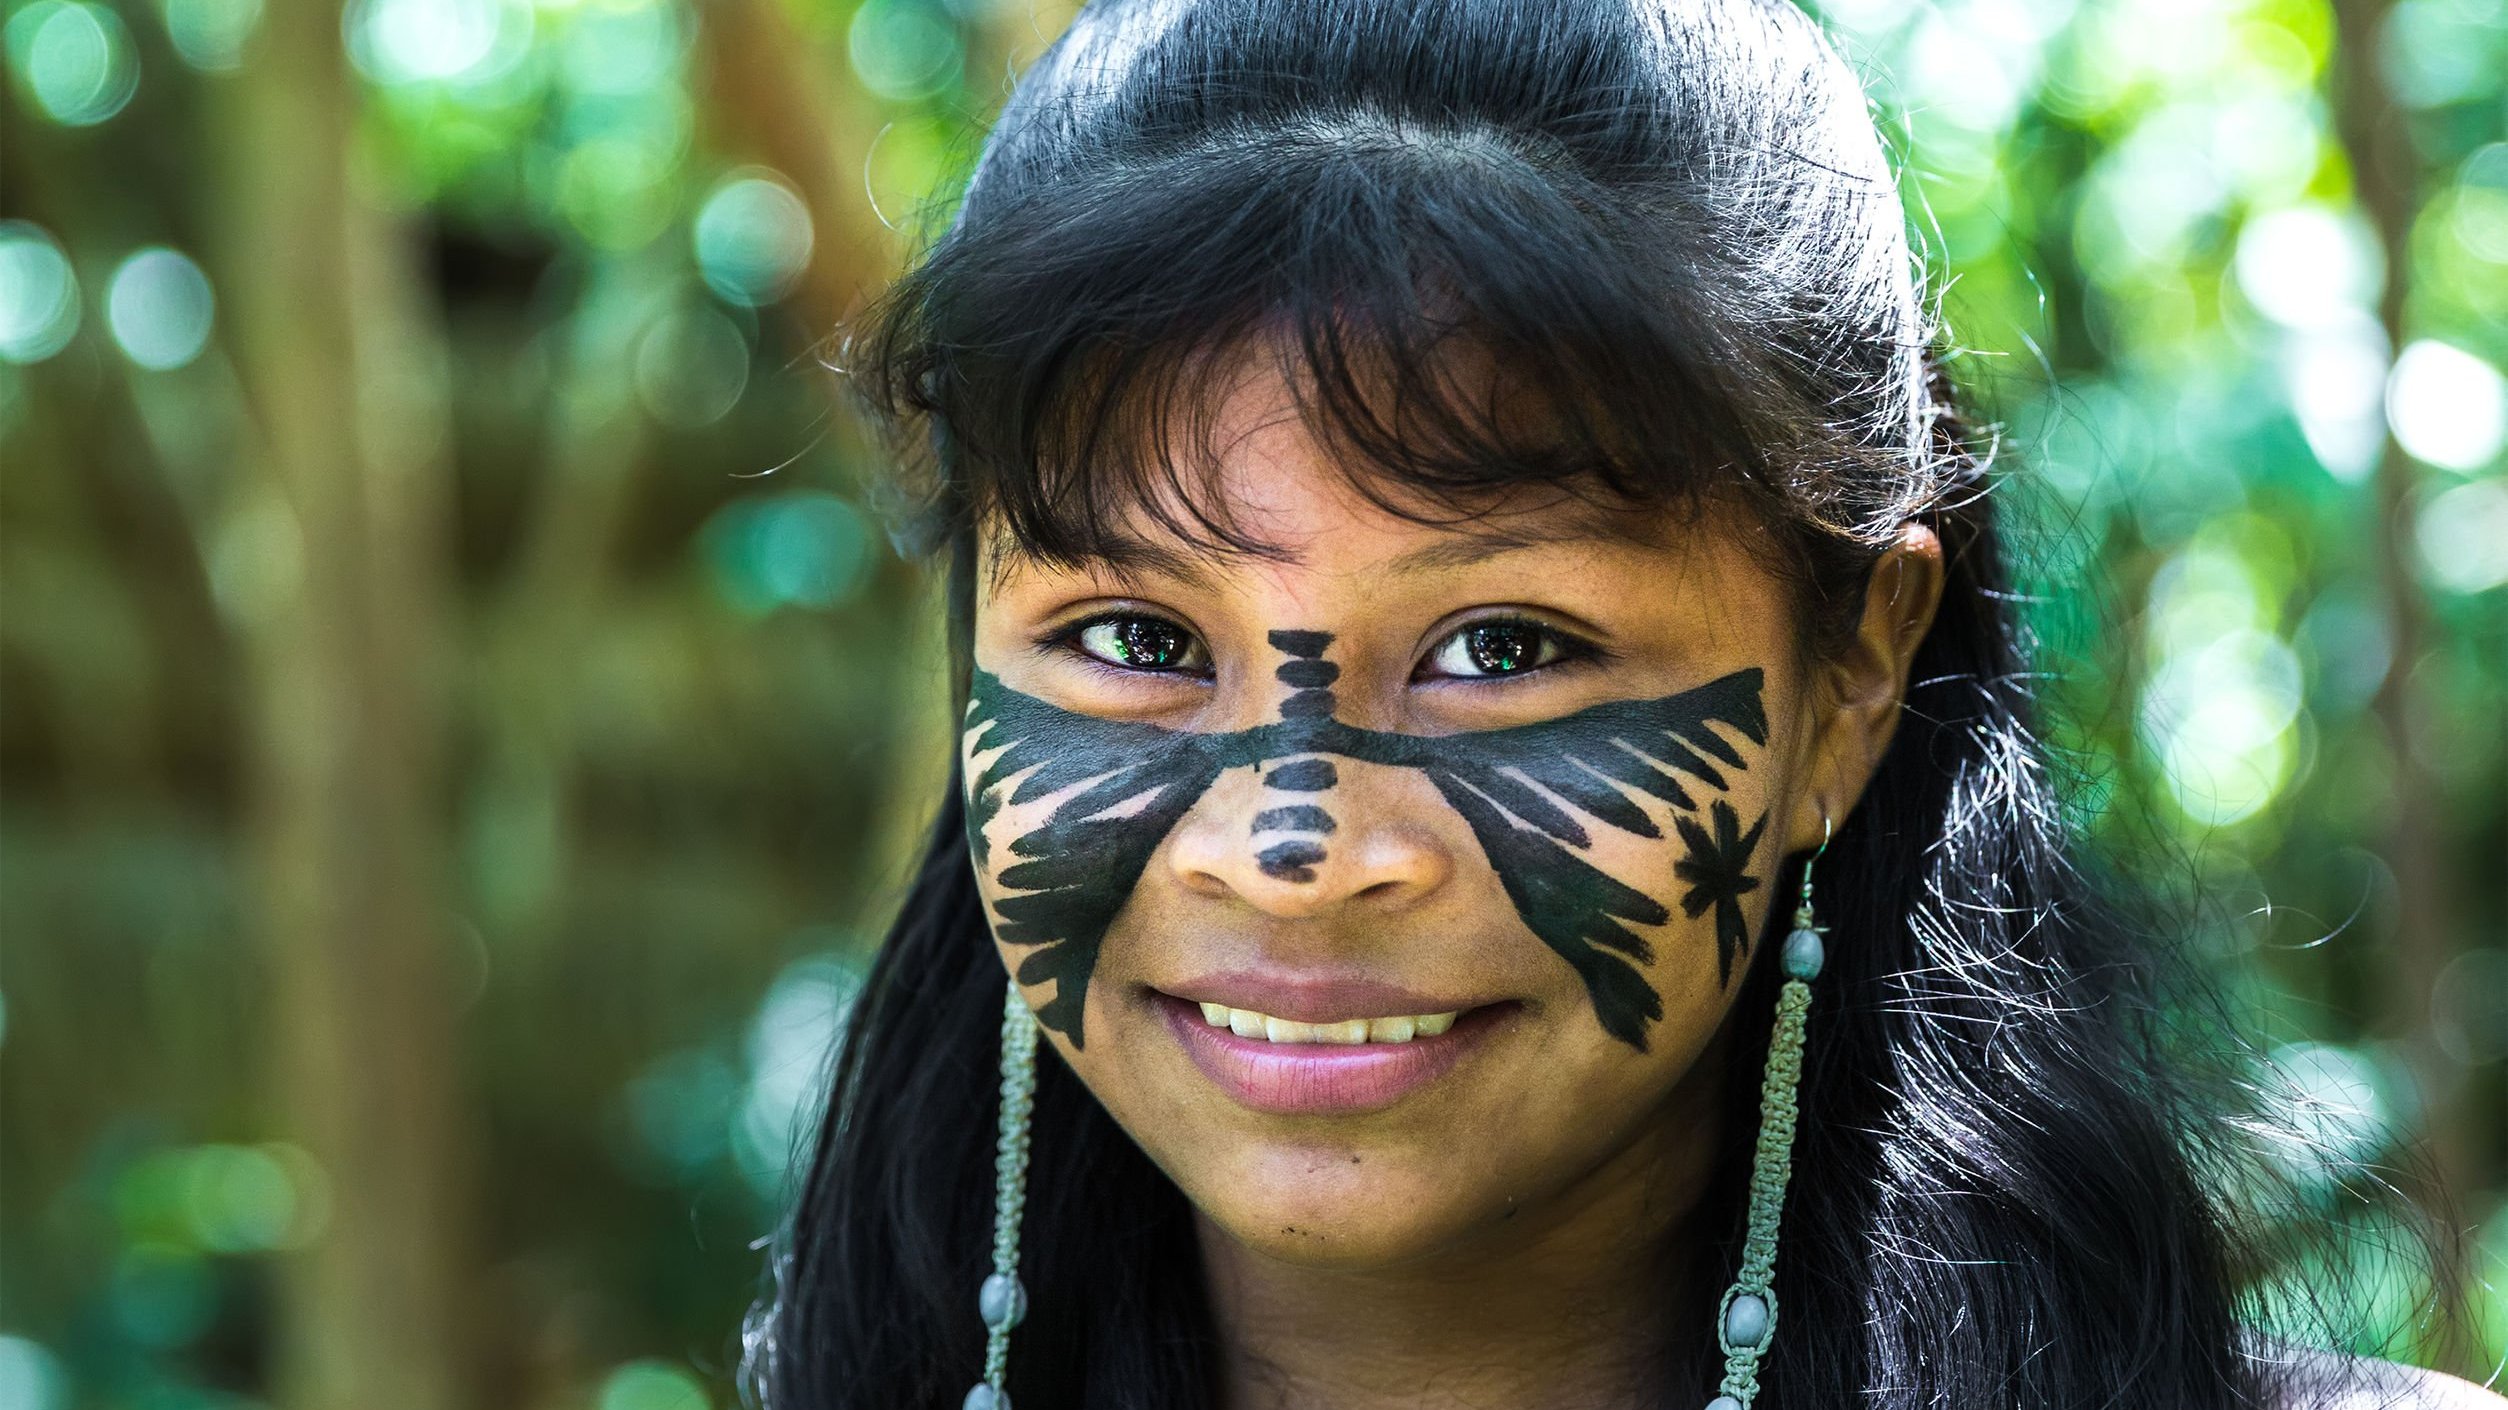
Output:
top-left (973, 356), bottom-right (1730, 600)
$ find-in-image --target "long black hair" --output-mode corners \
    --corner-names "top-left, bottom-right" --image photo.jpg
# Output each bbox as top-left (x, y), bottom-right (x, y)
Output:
top-left (742, 1), bottom-right (2391, 1405)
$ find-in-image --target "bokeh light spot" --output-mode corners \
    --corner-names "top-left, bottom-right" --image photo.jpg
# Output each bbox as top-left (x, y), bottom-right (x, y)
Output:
top-left (598, 1359), bottom-right (711, 1410)
top-left (2262, 1041), bottom-right (2399, 1191)
top-left (0, 222), bottom-right (81, 363)
top-left (2453, 143), bottom-right (2508, 263)
top-left (2235, 205), bottom-right (2381, 329)
top-left (633, 304), bottom-right (748, 428)
top-left (2431, 948), bottom-right (2508, 1066)
top-left (1902, 11), bottom-right (2032, 133)
top-left (345, 0), bottom-right (529, 87)
top-left (180, 1144), bottom-right (300, 1253)
top-left (734, 955), bottom-right (861, 1199)
top-left (2295, 589), bottom-right (2393, 714)
top-left (1813, 0), bottom-right (1923, 37)
top-left (2140, 631), bottom-right (2303, 827)
top-left (557, 132), bottom-right (682, 250)
top-left (700, 492), bottom-right (872, 615)
top-left (2386, 339), bottom-right (2506, 470)
top-left (106, 247), bottom-right (215, 371)
top-left (5, 0), bottom-right (139, 126)
top-left (111, 1245), bottom-right (217, 1349)
top-left (2416, 478), bottom-right (2508, 594)
top-left (693, 174), bottom-right (812, 307)
top-left (863, 115), bottom-right (957, 229)
top-left (113, 1141), bottom-right (328, 1253)
top-left (159, 0), bottom-right (264, 71)
top-left (623, 1047), bottom-right (740, 1180)
top-left (2378, 0), bottom-right (2507, 108)
top-left (847, 0), bottom-right (962, 101)
top-left (556, 0), bottom-right (686, 96)
top-left (0, 1337), bottom-right (67, 1410)
top-left (2279, 317), bottom-right (2389, 482)
top-left (2139, 537), bottom-right (2305, 828)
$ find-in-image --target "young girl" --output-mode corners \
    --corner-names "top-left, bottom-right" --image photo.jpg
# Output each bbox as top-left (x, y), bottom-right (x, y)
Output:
top-left (743, 1), bottom-right (2500, 1405)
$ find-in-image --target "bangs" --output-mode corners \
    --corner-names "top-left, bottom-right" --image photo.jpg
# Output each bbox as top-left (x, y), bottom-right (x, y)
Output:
top-left (850, 114), bottom-right (1872, 574)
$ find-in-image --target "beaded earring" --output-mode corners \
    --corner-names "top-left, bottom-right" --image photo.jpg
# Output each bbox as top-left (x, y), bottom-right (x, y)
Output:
top-left (964, 978), bottom-right (1039, 1410)
top-left (1702, 814), bottom-right (1830, 1410)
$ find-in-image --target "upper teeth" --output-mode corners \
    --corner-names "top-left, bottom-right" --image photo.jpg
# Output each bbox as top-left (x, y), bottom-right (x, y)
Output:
top-left (1195, 1002), bottom-right (1459, 1044)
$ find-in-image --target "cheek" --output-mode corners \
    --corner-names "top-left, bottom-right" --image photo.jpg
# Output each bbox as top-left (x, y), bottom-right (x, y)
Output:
top-left (1577, 789), bottom-right (1784, 1054)
top-left (957, 662), bottom-right (1808, 1266)
top-left (1622, 788), bottom-right (1781, 995)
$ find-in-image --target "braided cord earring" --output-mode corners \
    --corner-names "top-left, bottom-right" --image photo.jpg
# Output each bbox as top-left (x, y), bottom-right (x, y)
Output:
top-left (1703, 814), bottom-right (1830, 1410)
top-left (965, 978), bottom-right (1040, 1410)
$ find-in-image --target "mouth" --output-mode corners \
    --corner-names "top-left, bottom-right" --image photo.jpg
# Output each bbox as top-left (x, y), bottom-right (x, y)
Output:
top-left (1150, 987), bottom-right (1518, 1116)
top-left (1187, 1000), bottom-right (1460, 1045)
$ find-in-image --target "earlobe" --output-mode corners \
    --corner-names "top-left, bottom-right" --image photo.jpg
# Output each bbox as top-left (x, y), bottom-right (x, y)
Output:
top-left (1790, 521), bottom-right (1946, 853)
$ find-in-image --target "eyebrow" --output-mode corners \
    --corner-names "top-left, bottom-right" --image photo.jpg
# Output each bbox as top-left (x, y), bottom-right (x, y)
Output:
top-left (1378, 528), bottom-right (1585, 576)
top-left (1058, 532), bottom-right (1234, 593)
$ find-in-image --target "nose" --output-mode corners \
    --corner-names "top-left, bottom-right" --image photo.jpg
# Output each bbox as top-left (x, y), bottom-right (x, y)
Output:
top-left (1163, 756), bottom-right (1458, 917)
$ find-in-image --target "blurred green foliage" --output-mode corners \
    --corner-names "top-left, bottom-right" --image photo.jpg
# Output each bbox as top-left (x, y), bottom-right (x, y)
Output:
top-left (0, 0), bottom-right (2501, 1404)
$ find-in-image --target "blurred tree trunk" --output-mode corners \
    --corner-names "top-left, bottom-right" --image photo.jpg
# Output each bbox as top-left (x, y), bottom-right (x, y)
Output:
top-left (2327, 0), bottom-right (2479, 1364)
top-left (473, 250), bottom-right (665, 950)
top-left (217, 2), bottom-right (478, 1405)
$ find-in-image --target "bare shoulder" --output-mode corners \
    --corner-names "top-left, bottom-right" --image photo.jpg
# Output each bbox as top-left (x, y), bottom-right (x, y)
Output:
top-left (2264, 1344), bottom-right (2508, 1409)
top-left (2335, 1362), bottom-right (2508, 1410)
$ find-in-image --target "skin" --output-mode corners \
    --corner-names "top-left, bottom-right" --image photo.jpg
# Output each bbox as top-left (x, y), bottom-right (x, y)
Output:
top-left (964, 643), bottom-right (1770, 1048)
top-left (962, 363), bottom-right (1945, 1409)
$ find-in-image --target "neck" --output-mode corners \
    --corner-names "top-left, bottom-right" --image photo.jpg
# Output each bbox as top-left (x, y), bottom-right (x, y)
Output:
top-left (1198, 1027), bottom-right (1735, 1410)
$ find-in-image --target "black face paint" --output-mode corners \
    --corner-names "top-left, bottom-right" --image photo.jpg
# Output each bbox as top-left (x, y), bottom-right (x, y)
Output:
top-left (1256, 629), bottom-right (1343, 882)
top-left (1674, 800), bottom-right (1768, 987)
top-left (963, 633), bottom-right (1768, 1049)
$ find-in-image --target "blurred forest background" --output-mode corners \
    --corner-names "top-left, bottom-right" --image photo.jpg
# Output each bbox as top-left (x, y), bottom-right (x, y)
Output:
top-left (1, 0), bottom-right (2503, 1403)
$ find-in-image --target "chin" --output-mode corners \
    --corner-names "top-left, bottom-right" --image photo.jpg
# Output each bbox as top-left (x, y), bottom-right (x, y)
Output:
top-left (1175, 1137), bottom-right (1526, 1269)
top-left (1193, 1164), bottom-right (1484, 1264)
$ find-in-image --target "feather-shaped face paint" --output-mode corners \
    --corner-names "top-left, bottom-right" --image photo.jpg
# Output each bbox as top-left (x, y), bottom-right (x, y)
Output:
top-left (963, 628), bottom-right (1769, 1050)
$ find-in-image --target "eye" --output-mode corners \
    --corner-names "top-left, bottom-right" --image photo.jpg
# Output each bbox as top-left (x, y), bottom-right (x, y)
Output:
top-left (1054, 612), bottom-right (1213, 676)
top-left (1419, 616), bottom-right (1588, 681)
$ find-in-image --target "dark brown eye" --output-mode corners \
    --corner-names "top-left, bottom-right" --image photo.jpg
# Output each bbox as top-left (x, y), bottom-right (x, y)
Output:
top-left (1073, 615), bottom-right (1210, 673)
top-left (1424, 619), bottom-right (1570, 679)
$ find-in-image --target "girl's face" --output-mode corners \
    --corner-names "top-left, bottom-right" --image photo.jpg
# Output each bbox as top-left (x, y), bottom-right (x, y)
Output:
top-left (963, 367), bottom-right (1933, 1270)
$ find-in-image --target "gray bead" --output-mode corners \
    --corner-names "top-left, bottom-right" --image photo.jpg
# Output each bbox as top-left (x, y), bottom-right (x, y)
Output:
top-left (1724, 1290), bottom-right (1770, 1349)
top-left (980, 1272), bottom-right (1027, 1330)
top-left (1780, 926), bottom-right (1825, 980)
top-left (1706, 1398), bottom-right (1744, 1410)
top-left (963, 1385), bottom-right (1008, 1410)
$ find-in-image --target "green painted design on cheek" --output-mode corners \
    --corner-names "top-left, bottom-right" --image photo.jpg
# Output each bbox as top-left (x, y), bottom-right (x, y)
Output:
top-left (961, 650), bottom-right (1769, 1050)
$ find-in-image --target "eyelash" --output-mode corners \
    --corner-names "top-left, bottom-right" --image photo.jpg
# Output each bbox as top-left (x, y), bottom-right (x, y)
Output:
top-left (1036, 611), bottom-right (1605, 683)
top-left (1038, 613), bottom-right (1214, 682)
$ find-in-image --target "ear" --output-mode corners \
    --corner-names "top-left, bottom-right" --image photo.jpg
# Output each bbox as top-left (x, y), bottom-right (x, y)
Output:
top-left (1786, 521), bottom-right (1945, 853)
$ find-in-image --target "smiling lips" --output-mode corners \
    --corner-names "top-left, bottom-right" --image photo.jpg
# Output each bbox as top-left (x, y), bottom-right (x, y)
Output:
top-left (1155, 989), bottom-right (1508, 1115)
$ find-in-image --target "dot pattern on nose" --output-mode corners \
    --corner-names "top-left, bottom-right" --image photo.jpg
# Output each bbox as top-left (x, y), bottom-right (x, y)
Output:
top-left (1257, 629), bottom-right (1343, 881)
